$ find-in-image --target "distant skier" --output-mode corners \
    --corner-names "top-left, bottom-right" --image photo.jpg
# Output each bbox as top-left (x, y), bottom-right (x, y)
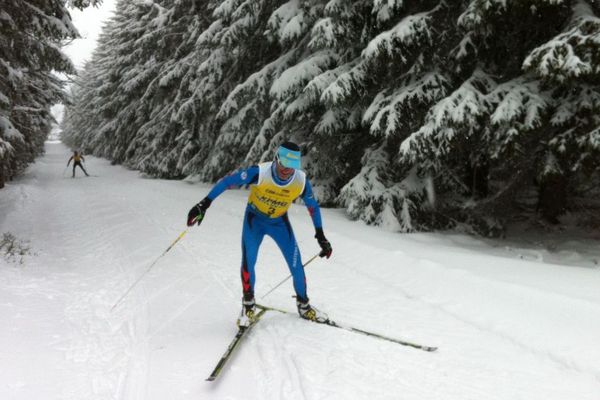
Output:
top-left (67, 150), bottom-right (89, 178)
top-left (187, 141), bottom-right (333, 327)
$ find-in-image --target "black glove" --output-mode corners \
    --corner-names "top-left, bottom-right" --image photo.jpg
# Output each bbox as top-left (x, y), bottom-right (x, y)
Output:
top-left (315, 228), bottom-right (332, 259)
top-left (187, 197), bottom-right (212, 226)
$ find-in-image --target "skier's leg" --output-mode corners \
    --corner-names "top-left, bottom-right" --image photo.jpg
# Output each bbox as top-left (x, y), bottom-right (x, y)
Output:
top-left (240, 211), bottom-right (264, 300)
top-left (268, 216), bottom-right (327, 321)
top-left (80, 164), bottom-right (89, 176)
top-left (72, 164), bottom-right (76, 178)
top-left (268, 215), bottom-right (307, 302)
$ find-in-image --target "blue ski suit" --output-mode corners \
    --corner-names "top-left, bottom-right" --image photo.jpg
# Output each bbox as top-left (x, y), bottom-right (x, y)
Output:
top-left (206, 162), bottom-right (323, 302)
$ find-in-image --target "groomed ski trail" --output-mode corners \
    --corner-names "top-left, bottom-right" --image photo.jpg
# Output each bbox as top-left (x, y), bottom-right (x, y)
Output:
top-left (0, 142), bottom-right (599, 400)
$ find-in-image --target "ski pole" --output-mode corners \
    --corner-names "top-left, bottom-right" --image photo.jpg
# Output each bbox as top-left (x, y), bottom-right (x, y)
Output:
top-left (110, 224), bottom-right (193, 311)
top-left (260, 252), bottom-right (321, 300)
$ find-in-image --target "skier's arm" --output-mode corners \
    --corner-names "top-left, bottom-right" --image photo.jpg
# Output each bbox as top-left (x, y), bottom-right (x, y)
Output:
top-left (186, 166), bottom-right (259, 226)
top-left (301, 179), bottom-right (323, 229)
top-left (206, 166), bottom-right (259, 201)
top-left (81, 155), bottom-right (85, 162)
top-left (301, 179), bottom-right (332, 258)
top-left (67, 156), bottom-right (73, 166)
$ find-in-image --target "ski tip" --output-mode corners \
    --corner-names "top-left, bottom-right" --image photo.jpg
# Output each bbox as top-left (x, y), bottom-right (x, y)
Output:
top-left (206, 376), bottom-right (216, 382)
top-left (424, 346), bottom-right (438, 352)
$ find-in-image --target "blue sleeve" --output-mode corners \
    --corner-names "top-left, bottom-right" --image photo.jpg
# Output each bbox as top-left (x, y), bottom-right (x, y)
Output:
top-left (301, 179), bottom-right (323, 229)
top-left (206, 166), bottom-right (259, 201)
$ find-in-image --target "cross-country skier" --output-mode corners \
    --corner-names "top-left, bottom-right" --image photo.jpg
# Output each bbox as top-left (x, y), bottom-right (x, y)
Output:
top-left (67, 151), bottom-right (89, 178)
top-left (187, 141), bottom-right (333, 327)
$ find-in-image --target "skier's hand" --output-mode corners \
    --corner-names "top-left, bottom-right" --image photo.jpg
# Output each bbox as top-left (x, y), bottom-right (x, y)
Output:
top-left (315, 228), bottom-right (332, 259)
top-left (187, 197), bottom-right (212, 226)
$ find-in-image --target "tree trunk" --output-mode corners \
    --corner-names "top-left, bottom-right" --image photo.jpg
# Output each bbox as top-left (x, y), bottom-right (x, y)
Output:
top-left (537, 173), bottom-right (568, 224)
top-left (465, 158), bottom-right (489, 198)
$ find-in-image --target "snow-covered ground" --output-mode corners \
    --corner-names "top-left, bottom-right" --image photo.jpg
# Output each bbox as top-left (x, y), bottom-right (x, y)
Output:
top-left (1, 142), bottom-right (599, 400)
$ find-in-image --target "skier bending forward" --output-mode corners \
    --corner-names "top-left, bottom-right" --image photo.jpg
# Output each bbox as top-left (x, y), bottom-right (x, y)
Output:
top-left (187, 141), bottom-right (333, 327)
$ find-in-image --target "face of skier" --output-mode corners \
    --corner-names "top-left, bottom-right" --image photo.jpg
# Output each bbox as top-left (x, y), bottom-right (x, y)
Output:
top-left (275, 156), bottom-right (294, 181)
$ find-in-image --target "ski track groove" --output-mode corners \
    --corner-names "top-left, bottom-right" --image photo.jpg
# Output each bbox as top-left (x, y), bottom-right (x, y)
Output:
top-left (328, 236), bottom-right (600, 384)
top-left (148, 290), bottom-right (205, 338)
top-left (38, 153), bottom-right (154, 399)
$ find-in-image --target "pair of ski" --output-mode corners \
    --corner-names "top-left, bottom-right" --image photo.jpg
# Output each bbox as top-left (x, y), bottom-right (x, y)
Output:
top-left (206, 304), bottom-right (437, 381)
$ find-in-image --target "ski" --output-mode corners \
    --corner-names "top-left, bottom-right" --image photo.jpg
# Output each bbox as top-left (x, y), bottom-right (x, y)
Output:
top-left (206, 308), bottom-right (267, 381)
top-left (256, 304), bottom-right (437, 352)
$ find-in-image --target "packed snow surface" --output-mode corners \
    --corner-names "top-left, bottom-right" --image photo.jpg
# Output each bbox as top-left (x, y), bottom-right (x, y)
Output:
top-left (1, 142), bottom-right (599, 400)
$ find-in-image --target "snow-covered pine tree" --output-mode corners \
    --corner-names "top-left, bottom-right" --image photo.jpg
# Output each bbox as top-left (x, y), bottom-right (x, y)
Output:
top-left (396, 0), bottom-right (599, 232)
top-left (113, 0), bottom-right (214, 177)
top-left (212, 0), bottom-right (338, 186)
top-left (260, 0), bottom-right (376, 205)
top-left (61, 10), bottom-right (122, 158)
top-left (195, 0), bottom-right (289, 180)
top-left (217, 0), bottom-right (382, 204)
top-left (523, 0), bottom-right (600, 224)
top-left (63, 0), bottom-right (218, 178)
top-left (304, 0), bottom-right (380, 205)
top-left (63, 0), bottom-right (187, 175)
top-left (0, 0), bottom-right (99, 188)
top-left (62, 0), bottom-right (600, 234)
top-left (63, 0), bottom-right (138, 160)
top-left (147, 0), bottom-right (216, 177)
top-left (219, 0), bottom-right (316, 172)
top-left (343, 0), bottom-right (599, 234)
top-left (63, 0), bottom-right (280, 179)
top-left (333, 0), bottom-right (456, 231)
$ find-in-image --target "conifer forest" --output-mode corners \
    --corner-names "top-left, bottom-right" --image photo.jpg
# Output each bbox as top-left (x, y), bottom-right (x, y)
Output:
top-left (3, 0), bottom-right (600, 235)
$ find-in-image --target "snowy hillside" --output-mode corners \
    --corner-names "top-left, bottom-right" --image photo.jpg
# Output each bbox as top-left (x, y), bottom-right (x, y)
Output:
top-left (1, 142), bottom-right (599, 400)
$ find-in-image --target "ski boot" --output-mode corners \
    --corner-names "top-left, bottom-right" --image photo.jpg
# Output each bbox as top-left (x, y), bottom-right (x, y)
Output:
top-left (296, 298), bottom-right (329, 323)
top-left (237, 297), bottom-right (257, 328)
